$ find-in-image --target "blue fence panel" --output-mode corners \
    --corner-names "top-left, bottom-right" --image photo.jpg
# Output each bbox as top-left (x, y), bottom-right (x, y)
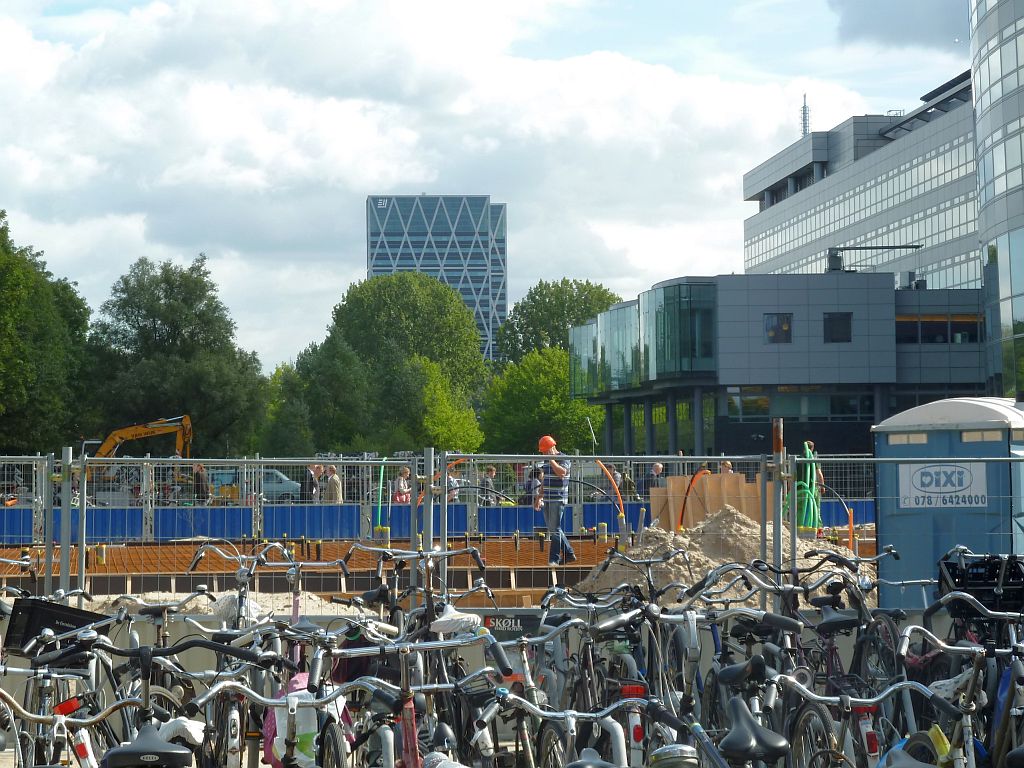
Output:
top-left (87, 507), bottom-right (143, 542)
top-left (582, 502), bottom-right (650, 533)
top-left (820, 499), bottom-right (875, 527)
top-left (478, 506), bottom-right (543, 536)
top-left (0, 507), bottom-right (33, 544)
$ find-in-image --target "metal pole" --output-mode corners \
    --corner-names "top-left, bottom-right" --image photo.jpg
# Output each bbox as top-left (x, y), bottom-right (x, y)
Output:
top-left (759, 454), bottom-right (768, 611)
top-left (423, 447), bottom-right (435, 549)
top-left (60, 446), bottom-right (72, 595)
top-left (439, 450), bottom-right (448, 586)
top-left (789, 454), bottom-right (800, 589)
top-left (77, 452), bottom-right (88, 608)
top-left (772, 420), bottom-right (785, 613)
top-left (42, 454), bottom-right (54, 597)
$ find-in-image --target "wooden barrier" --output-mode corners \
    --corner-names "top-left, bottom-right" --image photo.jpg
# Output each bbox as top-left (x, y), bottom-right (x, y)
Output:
top-left (653, 472), bottom-right (767, 530)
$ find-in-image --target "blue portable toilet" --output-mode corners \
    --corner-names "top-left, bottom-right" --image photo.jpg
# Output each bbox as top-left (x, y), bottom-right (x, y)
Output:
top-left (873, 397), bottom-right (1024, 609)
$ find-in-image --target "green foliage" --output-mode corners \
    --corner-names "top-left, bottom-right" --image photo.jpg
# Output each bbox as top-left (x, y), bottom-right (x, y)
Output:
top-left (87, 255), bottom-right (267, 457)
top-left (291, 273), bottom-right (487, 453)
top-left (0, 212), bottom-right (91, 452)
top-left (417, 356), bottom-right (484, 452)
top-left (481, 347), bottom-right (603, 454)
top-left (496, 278), bottom-right (620, 364)
top-left (331, 273), bottom-right (486, 397)
top-left (259, 364), bottom-right (315, 457)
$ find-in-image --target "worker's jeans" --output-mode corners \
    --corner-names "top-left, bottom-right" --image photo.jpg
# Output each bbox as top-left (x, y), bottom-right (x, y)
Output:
top-left (544, 501), bottom-right (575, 564)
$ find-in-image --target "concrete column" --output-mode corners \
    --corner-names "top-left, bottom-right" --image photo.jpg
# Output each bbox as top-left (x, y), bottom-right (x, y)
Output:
top-left (874, 384), bottom-right (886, 424)
top-left (813, 162), bottom-right (824, 181)
top-left (763, 190), bottom-right (772, 208)
top-left (787, 177), bottom-right (797, 196)
top-left (623, 403), bottom-right (634, 455)
top-left (604, 404), bottom-right (614, 454)
top-left (693, 387), bottom-right (705, 456)
top-left (666, 393), bottom-right (678, 454)
top-left (644, 399), bottom-right (655, 455)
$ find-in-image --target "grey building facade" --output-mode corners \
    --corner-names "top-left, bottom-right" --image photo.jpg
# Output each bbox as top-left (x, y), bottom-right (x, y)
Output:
top-left (743, 73), bottom-right (979, 291)
top-left (569, 271), bottom-right (984, 456)
top-left (366, 195), bottom-right (507, 359)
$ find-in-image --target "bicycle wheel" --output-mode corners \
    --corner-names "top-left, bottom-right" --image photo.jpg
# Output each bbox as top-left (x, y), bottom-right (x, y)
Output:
top-left (901, 731), bottom-right (939, 765)
top-left (787, 702), bottom-right (839, 768)
top-left (858, 614), bottom-right (900, 693)
top-left (699, 669), bottom-right (727, 738)
top-left (664, 626), bottom-right (688, 695)
top-left (319, 721), bottom-right (348, 768)
top-left (537, 721), bottom-right (570, 768)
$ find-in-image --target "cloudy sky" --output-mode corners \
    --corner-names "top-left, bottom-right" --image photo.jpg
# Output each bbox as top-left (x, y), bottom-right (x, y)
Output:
top-left (2, 0), bottom-right (969, 369)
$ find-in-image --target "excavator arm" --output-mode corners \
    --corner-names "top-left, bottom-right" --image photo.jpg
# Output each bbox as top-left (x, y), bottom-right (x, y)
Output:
top-left (92, 415), bottom-right (193, 459)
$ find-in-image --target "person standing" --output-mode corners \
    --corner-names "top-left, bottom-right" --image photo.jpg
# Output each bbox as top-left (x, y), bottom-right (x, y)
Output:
top-left (322, 465), bottom-right (343, 503)
top-left (300, 464), bottom-right (320, 503)
top-left (637, 462), bottom-right (664, 500)
top-left (537, 435), bottom-right (577, 566)
top-left (479, 465), bottom-right (498, 506)
top-left (193, 463), bottom-right (210, 504)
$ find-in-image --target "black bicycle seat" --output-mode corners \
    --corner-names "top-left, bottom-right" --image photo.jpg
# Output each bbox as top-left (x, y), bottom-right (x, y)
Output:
top-left (565, 747), bottom-right (618, 768)
top-left (717, 696), bottom-right (789, 762)
top-left (881, 749), bottom-right (941, 768)
top-left (1008, 747), bottom-right (1024, 768)
top-left (211, 628), bottom-right (251, 645)
top-left (101, 723), bottom-right (193, 768)
top-left (360, 584), bottom-right (390, 606)
top-left (814, 606), bottom-right (860, 635)
top-left (138, 604), bottom-right (179, 618)
top-left (730, 620), bottom-right (776, 639)
top-left (871, 607), bottom-right (907, 621)
top-left (718, 654), bottom-right (768, 686)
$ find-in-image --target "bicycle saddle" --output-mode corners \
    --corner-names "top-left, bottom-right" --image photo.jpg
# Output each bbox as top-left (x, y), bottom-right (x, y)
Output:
top-left (716, 696), bottom-right (789, 763)
top-left (814, 606), bottom-right (860, 635)
top-left (718, 653), bottom-right (768, 686)
top-left (101, 723), bottom-right (193, 768)
top-left (565, 747), bottom-right (618, 768)
top-left (880, 749), bottom-right (940, 768)
top-left (138, 604), bottom-right (178, 618)
top-left (1007, 746), bottom-right (1024, 768)
top-left (870, 607), bottom-right (907, 621)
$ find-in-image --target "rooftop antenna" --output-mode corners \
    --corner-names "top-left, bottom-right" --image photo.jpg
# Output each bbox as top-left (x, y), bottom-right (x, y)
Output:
top-left (800, 94), bottom-right (810, 138)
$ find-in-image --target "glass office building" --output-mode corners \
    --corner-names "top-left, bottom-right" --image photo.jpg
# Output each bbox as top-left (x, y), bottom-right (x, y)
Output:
top-left (569, 272), bottom-right (984, 456)
top-left (366, 195), bottom-right (508, 359)
top-left (974, 0), bottom-right (1024, 399)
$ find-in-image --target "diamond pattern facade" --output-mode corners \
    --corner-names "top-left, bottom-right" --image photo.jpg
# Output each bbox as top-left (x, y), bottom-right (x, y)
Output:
top-left (366, 195), bottom-right (507, 359)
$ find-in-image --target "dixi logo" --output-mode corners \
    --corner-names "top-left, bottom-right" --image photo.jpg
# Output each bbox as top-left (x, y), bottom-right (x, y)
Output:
top-left (911, 464), bottom-right (972, 492)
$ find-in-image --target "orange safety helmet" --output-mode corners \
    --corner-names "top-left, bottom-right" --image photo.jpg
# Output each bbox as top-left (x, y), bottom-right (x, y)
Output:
top-left (538, 435), bottom-right (557, 452)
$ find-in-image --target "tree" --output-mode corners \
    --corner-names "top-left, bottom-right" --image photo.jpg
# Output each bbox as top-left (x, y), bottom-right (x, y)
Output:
top-left (496, 278), bottom-right (620, 364)
top-left (87, 255), bottom-right (267, 457)
top-left (259, 364), bottom-right (315, 457)
top-left (330, 273), bottom-right (487, 397)
top-left (480, 347), bottom-right (604, 454)
top-left (416, 356), bottom-right (484, 452)
top-left (0, 211), bottom-right (91, 453)
top-left (294, 333), bottom-right (372, 452)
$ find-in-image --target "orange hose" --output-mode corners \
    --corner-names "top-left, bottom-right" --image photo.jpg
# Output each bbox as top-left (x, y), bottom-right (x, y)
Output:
top-left (595, 460), bottom-right (625, 519)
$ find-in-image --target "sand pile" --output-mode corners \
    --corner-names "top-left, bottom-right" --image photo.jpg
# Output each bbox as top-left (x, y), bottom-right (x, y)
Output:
top-left (85, 590), bottom-right (344, 618)
top-left (576, 505), bottom-right (866, 605)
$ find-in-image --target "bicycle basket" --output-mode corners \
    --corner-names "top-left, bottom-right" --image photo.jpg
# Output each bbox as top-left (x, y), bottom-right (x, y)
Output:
top-left (937, 553), bottom-right (1024, 616)
top-left (4, 597), bottom-right (107, 657)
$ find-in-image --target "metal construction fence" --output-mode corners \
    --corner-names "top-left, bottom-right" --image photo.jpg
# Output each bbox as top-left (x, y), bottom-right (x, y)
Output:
top-left (0, 447), bottom-right (1014, 608)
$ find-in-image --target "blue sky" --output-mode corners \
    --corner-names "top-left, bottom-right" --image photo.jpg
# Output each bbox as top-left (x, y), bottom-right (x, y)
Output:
top-left (0, 0), bottom-right (969, 368)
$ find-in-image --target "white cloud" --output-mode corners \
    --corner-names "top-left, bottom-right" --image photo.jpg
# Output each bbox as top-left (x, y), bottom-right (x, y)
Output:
top-left (0, 0), bottom-right (968, 369)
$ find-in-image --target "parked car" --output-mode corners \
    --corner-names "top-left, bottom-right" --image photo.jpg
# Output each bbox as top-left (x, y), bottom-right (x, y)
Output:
top-left (208, 468), bottom-right (301, 504)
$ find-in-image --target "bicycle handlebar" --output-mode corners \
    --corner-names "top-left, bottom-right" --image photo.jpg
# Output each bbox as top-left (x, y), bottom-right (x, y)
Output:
top-left (772, 673), bottom-right (961, 719)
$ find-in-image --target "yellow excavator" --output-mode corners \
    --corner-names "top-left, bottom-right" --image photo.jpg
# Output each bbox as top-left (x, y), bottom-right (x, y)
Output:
top-left (84, 415), bottom-right (194, 460)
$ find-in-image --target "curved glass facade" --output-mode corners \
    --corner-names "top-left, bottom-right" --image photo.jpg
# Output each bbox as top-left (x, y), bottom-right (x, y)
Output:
top-left (638, 281), bottom-right (716, 382)
top-left (975, 0), bottom-right (1024, 399)
top-left (597, 302), bottom-right (641, 393)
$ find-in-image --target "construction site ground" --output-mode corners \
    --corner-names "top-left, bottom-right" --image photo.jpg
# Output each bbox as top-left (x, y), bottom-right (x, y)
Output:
top-left (0, 506), bottom-right (877, 610)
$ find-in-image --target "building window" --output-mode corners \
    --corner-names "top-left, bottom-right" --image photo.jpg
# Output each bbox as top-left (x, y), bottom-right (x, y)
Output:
top-left (764, 313), bottom-right (792, 343)
top-left (823, 312), bottom-right (852, 343)
top-left (895, 319), bottom-right (919, 344)
top-left (962, 429), bottom-right (1002, 442)
top-left (888, 433), bottom-right (928, 445)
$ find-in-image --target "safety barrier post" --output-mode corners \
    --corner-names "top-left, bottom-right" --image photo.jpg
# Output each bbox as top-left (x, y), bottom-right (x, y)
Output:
top-left (59, 446), bottom-right (72, 594)
top-left (439, 450), bottom-right (448, 586)
top-left (759, 454), bottom-right (768, 611)
top-left (77, 451), bottom-right (88, 607)
top-left (771, 418), bottom-right (785, 613)
top-left (42, 453), bottom-right (54, 597)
